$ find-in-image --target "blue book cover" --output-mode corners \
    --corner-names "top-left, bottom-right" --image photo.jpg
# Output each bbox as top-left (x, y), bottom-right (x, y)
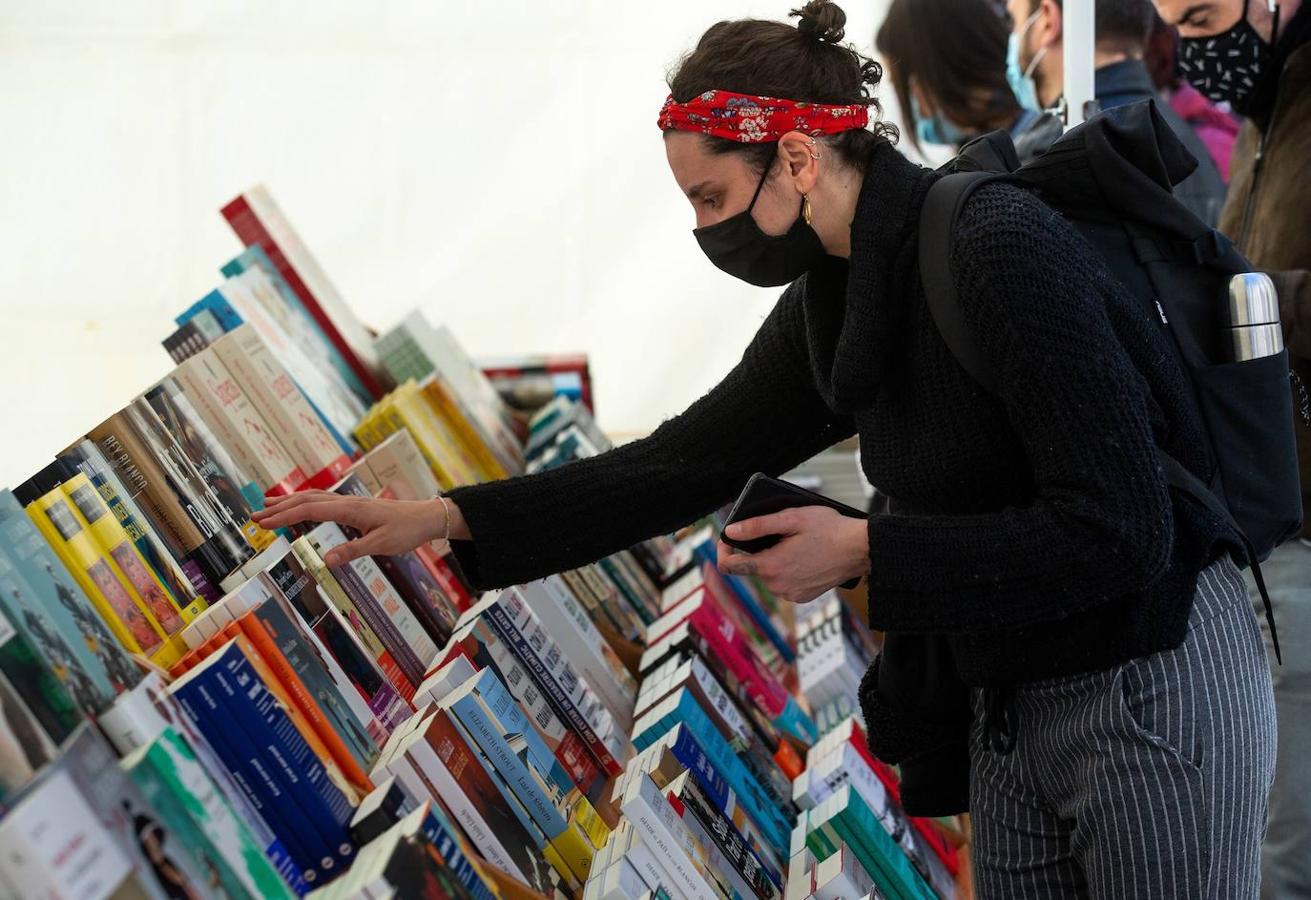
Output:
top-left (415, 804), bottom-right (495, 900)
top-left (0, 490), bottom-right (137, 709)
top-left (170, 662), bottom-right (313, 893)
top-left (217, 648), bottom-right (356, 834)
top-left (634, 691), bottom-right (790, 857)
top-left (443, 669), bottom-right (572, 839)
top-left (693, 539), bottom-right (795, 664)
top-left (207, 657), bottom-right (352, 884)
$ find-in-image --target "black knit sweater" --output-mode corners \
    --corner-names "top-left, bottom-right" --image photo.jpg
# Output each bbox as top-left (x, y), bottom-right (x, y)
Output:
top-left (448, 140), bottom-right (1233, 688)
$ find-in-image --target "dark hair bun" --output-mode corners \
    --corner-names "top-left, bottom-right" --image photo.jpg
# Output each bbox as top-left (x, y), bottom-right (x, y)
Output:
top-left (790, 0), bottom-right (847, 43)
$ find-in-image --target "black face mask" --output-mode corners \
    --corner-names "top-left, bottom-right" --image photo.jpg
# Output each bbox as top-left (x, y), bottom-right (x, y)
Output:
top-left (693, 165), bottom-right (827, 287)
top-left (1178, 0), bottom-right (1280, 114)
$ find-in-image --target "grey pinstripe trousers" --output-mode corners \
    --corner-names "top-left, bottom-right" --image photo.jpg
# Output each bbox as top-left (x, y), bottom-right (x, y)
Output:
top-left (969, 556), bottom-right (1277, 899)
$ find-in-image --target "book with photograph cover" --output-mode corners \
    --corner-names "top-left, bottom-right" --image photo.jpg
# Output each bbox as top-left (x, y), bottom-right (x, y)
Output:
top-left (0, 490), bottom-right (136, 708)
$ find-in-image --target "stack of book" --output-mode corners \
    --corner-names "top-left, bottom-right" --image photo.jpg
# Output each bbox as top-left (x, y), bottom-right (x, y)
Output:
top-left (0, 182), bottom-right (970, 899)
top-left (479, 353), bottom-right (594, 416)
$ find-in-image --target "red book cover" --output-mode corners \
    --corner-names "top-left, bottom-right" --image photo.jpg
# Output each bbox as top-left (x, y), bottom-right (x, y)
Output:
top-left (221, 193), bottom-right (386, 400)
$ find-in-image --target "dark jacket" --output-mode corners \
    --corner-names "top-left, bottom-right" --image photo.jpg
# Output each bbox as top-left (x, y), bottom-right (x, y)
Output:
top-left (448, 139), bottom-right (1234, 811)
top-left (1012, 59), bottom-right (1228, 227)
top-left (1219, 39), bottom-right (1311, 539)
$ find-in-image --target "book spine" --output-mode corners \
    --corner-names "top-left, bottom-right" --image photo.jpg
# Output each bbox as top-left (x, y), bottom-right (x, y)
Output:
top-left (214, 656), bottom-right (356, 877)
top-left (416, 807), bottom-right (496, 900)
top-left (533, 578), bottom-right (637, 728)
top-left (220, 193), bottom-right (386, 400)
top-left (482, 604), bottom-right (624, 777)
top-left (656, 695), bottom-right (790, 859)
top-left (22, 487), bottom-right (166, 658)
top-left (390, 737), bottom-right (528, 886)
top-left (60, 475), bottom-right (191, 635)
top-left (676, 775), bottom-right (780, 900)
top-left (252, 598), bottom-right (380, 772)
top-left (621, 776), bottom-right (717, 900)
top-left (236, 615), bottom-right (373, 793)
top-left (172, 673), bottom-right (315, 890)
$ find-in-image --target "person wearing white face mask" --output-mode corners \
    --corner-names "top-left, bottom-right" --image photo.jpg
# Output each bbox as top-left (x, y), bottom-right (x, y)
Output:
top-left (1004, 0), bottom-right (1229, 224)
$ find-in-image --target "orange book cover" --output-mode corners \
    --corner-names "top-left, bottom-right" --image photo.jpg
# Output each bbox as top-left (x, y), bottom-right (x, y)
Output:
top-left (236, 611), bottom-right (373, 795)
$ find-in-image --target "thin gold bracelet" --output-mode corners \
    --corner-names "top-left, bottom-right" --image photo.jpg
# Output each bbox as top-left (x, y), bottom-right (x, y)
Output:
top-left (437, 495), bottom-right (452, 543)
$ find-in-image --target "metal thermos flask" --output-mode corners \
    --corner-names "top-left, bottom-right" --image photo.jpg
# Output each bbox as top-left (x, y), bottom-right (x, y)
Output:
top-left (1227, 273), bottom-right (1283, 361)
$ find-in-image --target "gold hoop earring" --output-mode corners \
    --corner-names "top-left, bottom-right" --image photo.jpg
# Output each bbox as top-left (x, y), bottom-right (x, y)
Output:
top-left (802, 195), bottom-right (813, 225)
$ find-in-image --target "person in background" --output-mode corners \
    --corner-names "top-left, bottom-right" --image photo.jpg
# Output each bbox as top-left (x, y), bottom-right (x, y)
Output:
top-left (1143, 13), bottom-right (1243, 181)
top-left (875, 0), bottom-right (1048, 154)
top-left (1007, 0), bottom-right (1228, 223)
top-left (1152, 0), bottom-right (1311, 894)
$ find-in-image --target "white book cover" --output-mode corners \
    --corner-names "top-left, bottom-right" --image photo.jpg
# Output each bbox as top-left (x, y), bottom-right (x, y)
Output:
top-left (620, 774), bottom-right (715, 900)
top-left (0, 770), bottom-right (132, 900)
top-left (813, 845), bottom-right (875, 900)
top-left (212, 323), bottom-right (345, 475)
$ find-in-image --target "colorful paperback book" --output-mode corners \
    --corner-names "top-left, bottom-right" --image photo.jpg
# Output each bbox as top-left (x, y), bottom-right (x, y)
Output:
top-left (441, 668), bottom-right (609, 882)
top-left (664, 770), bottom-right (779, 900)
top-left (290, 536), bottom-right (417, 709)
top-left (0, 602), bottom-right (80, 760)
top-left (173, 349), bottom-right (307, 496)
top-left (211, 324), bottom-right (352, 483)
top-left (263, 546), bottom-right (405, 739)
top-left (142, 379), bottom-right (275, 554)
top-left (222, 185), bottom-right (387, 399)
top-left (121, 726), bottom-right (297, 900)
top-left (0, 493), bottom-right (136, 708)
top-left (61, 440), bottom-right (203, 622)
top-left (620, 773), bottom-right (718, 900)
top-left (171, 642), bottom-right (356, 883)
top-left (13, 466), bottom-right (174, 663)
top-left (692, 540), bottom-right (794, 664)
top-left (0, 768), bottom-right (134, 900)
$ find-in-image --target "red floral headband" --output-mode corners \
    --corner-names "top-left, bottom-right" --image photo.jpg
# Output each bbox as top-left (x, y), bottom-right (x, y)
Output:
top-left (657, 90), bottom-right (870, 143)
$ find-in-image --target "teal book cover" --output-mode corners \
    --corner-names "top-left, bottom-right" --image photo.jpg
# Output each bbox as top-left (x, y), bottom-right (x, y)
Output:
top-left (0, 489), bottom-right (138, 711)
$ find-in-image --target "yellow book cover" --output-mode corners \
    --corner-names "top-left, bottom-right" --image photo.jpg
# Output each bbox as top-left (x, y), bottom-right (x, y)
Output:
top-left (392, 382), bottom-right (479, 488)
top-left (419, 376), bottom-right (509, 482)
top-left (378, 404), bottom-right (457, 492)
top-left (60, 473), bottom-right (204, 629)
top-left (21, 482), bottom-right (182, 667)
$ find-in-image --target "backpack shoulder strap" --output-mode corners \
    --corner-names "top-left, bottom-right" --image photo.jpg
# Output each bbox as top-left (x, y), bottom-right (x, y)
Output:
top-left (918, 171), bottom-right (1003, 394)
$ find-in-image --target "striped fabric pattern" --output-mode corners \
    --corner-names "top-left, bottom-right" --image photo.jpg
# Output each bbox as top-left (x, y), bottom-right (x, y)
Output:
top-left (969, 556), bottom-right (1277, 899)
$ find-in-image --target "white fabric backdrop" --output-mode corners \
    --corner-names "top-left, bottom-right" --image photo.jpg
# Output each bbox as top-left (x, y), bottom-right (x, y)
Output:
top-left (0, 0), bottom-right (930, 486)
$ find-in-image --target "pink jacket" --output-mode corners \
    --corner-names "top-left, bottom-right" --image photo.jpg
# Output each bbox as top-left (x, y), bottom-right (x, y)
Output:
top-left (1169, 83), bottom-right (1242, 183)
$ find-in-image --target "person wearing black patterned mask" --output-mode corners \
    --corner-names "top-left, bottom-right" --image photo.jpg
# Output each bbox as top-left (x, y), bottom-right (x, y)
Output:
top-left (1155, 0), bottom-right (1311, 894)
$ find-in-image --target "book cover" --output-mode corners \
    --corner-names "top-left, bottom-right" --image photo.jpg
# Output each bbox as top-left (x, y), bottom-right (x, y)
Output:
top-left (53, 722), bottom-right (218, 900)
top-left (170, 652), bottom-right (322, 888)
top-left (418, 375), bottom-right (509, 482)
top-left (60, 440), bottom-right (203, 627)
top-left (235, 608), bottom-right (375, 794)
top-left (59, 468), bottom-right (193, 636)
top-left (221, 186), bottom-right (387, 400)
top-left (293, 535), bottom-right (418, 702)
top-left (0, 491), bottom-right (135, 708)
top-left (13, 467), bottom-right (171, 661)
top-left (262, 547), bottom-right (404, 739)
top-left (211, 324), bottom-right (351, 481)
top-left (619, 774), bottom-right (717, 900)
top-left (665, 770), bottom-right (779, 900)
top-left (441, 668), bottom-right (607, 882)
top-left (86, 415), bottom-right (233, 603)
top-left (121, 726), bottom-right (297, 900)
top-left (0, 768), bottom-right (134, 900)
top-left (0, 602), bottom-right (80, 753)
top-left (143, 379), bottom-right (276, 554)
top-left (215, 258), bottom-right (368, 446)
top-left (440, 619), bottom-right (603, 795)
top-left (173, 350), bottom-right (307, 496)
top-left (361, 429), bottom-right (442, 502)
top-left (0, 664), bottom-right (63, 809)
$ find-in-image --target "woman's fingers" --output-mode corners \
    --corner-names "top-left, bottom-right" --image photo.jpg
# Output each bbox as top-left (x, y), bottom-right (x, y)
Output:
top-left (252, 497), bottom-right (364, 530)
top-left (323, 533), bottom-right (383, 567)
top-left (723, 509), bottom-right (799, 543)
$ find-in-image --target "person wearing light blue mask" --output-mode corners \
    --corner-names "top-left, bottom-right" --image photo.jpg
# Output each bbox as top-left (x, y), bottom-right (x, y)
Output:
top-left (876, 0), bottom-right (1042, 154)
top-left (1006, 8), bottom-right (1049, 111)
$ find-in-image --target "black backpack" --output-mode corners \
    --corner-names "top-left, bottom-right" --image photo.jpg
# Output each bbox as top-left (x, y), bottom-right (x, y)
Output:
top-left (918, 100), bottom-right (1303, 658)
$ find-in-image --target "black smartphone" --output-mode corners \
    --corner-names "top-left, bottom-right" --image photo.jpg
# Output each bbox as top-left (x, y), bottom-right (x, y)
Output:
top-left (721, 472), bottom-right (867, 589)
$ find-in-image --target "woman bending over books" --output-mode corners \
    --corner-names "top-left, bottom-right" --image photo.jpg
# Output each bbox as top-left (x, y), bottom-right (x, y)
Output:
top-left (255, 2), bottom-right (1276, 896)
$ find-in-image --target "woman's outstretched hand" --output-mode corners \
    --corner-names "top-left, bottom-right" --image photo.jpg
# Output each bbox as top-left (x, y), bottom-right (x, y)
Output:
top-left (252, 491), bottom-right (459, 567)
top-left (715, 506), bottom-right (869, 604)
